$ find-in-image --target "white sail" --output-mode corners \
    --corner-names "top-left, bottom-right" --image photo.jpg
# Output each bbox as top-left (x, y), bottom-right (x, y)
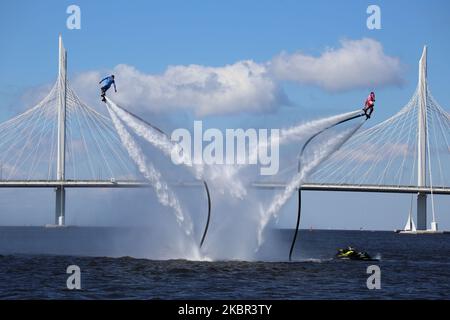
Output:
top-left (403, 211), bottom-right (416, 231)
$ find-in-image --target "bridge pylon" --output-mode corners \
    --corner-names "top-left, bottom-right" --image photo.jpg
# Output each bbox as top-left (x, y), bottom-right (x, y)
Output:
top-left (55, 34), bottom-right (67, 226)
top-left (416, 45), bottom-right (434, 231)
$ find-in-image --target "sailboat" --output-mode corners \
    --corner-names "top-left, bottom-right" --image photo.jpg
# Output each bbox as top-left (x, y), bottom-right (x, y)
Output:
top-left (395, 198), bottom-right (445, 234)
top-left (395, 208), bottom-right (416, 233)
top-left (403, 209), bottom-right (416, 232)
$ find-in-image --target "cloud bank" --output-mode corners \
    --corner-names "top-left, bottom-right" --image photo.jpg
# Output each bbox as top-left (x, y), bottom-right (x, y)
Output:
top-left (112, 61), bottom-right (286, 116)
top-left (270, 38), bottom-right (404, 92)
top-left (72, 38), bottom-right (404, 116)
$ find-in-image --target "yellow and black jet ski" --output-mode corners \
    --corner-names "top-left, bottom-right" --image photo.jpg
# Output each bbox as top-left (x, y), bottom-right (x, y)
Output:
top-left (336, 247), bottom-right (378, 261)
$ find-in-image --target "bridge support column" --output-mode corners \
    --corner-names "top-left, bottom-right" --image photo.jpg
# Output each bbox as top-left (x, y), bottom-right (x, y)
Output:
top-left (55, 35), bottom-right (67, 226)
top-left (416, 47), bottom-right (428, 231)
top-left (417, 192), bottom-right (427, 230)
top-left (55, 186), bottom-right (65, 226)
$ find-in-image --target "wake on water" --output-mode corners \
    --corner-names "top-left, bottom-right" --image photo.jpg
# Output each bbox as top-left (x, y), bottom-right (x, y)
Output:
top-left (105, 97), bottom-right (365, 260)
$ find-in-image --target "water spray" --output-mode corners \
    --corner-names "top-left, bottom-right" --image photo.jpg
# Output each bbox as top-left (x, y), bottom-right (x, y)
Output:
top-left (289, 111), bottom-right (367, 261)
top-left (105, 98), bottom-right (212, 248)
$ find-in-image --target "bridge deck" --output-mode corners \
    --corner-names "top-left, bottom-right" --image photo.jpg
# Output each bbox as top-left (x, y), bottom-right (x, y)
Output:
top-left (0, 180), bottom-right (203, 188)
top-left (0, 180), bottom-right (448, 194)
top-left (252, 182), bottom-right (450, 195)
top-left (0, 180), bottom-right (148, 188)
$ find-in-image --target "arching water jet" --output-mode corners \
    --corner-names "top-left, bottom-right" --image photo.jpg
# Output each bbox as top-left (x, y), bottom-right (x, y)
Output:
top-left (105, 98), bottom-right (212, 248)
top-left (289, 112), bottom-right (367, 261)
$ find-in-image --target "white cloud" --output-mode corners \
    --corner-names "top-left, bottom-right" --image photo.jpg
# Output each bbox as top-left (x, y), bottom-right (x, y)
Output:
top-left (92, 61), bottom-right (286, 116)
top-left (70, 38), bottom-right (404, 116)
top-left (269, 38), bottom-right (404, 92)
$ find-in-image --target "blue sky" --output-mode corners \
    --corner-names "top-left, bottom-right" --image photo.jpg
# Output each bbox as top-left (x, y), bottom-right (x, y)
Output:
top-left (1, 1), bottom-right (450, 121)
top-left (0, 0), bottom-right (449, 230)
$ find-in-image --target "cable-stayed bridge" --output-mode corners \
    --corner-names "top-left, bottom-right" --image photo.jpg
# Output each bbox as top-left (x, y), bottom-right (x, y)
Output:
top-left (0, 37), bottom-right (449, 233)
top-left (0, 36), bottom-right (149, 226)
top-left (0, 36), bottom-right (213, 241)
top-left (255, 46), bottom-right (449, 232)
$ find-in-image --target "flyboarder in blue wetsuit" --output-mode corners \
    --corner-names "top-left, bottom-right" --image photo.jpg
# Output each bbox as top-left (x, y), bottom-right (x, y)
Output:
top-left (99, 75), bottom-right (117, 102)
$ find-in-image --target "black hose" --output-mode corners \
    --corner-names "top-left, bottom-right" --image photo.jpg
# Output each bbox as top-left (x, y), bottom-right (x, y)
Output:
top-left (289, 187), bottom-right (302, 261)
top-left (107, 101), bottom-right (213, 247)
top-left (289, 111), bottom-right (366, 261)
top-left (297, 113), bottom-right (366, 171)
top-left (200, 180), bottom-right (212, 248)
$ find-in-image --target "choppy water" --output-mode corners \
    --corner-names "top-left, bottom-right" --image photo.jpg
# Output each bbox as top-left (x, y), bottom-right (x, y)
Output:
top-left (1, 227), bottom-right (450, 299)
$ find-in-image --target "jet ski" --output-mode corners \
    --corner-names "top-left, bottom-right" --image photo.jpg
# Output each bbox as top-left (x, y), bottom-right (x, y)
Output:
top-left (335, 247), bottom-right (378, 261)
